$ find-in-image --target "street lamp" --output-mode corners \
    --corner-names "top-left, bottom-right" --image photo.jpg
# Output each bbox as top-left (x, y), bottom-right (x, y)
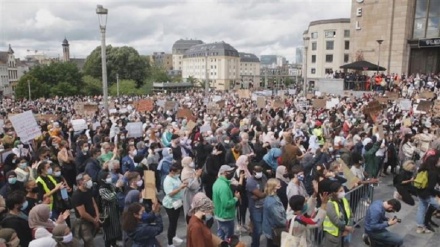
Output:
top-left (376, 39), bottom-right (383, 75)
top-left (96, 4), bottom-right (109, 117)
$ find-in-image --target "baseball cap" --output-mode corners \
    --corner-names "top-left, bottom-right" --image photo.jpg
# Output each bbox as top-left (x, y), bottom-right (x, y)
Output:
top-left (218, 165), bottom-right (235, 174)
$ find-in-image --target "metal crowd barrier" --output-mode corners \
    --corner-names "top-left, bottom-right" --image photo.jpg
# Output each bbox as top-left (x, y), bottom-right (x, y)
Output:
top-left (310, 184), bottom-right (375, 246)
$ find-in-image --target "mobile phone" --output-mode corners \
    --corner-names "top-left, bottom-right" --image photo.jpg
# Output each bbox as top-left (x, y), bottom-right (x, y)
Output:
top-left (60, 188), bottom-right (68, 200)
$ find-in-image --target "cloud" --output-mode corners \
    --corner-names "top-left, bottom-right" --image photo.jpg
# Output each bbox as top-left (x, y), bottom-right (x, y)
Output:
top-left (0, 0), bottom-right (351, 63)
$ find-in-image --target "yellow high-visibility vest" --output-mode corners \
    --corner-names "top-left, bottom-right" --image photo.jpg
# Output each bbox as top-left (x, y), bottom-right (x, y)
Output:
top-left (323, 198), bottom-right (351, 237)
top-left (35, 175), bottom-right (58, 210)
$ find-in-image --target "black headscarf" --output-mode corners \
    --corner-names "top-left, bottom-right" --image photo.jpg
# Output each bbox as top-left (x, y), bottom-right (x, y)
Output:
top-left (98, 171), bottom-right (111, 189)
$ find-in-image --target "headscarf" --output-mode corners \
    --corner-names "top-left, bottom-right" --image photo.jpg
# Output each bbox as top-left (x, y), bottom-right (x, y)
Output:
top-left (98, 171), bottom-right (111, 189)
top-left (276, 166), bottom-right (289, 183)
top-left (181, 157), bottom-right (195, 183)
top-left (262, 148), bottom-right (281, 171)
top-left (236, 155), bottom-right (251, 178)
top-left (0, 228), bottom-right (16, 242)
top-left (52, 224), bottom-right (76, 247)
top-left (188, 192), bottom-right (214, 215)
top-left (28, 204), bottom-right (55, 229)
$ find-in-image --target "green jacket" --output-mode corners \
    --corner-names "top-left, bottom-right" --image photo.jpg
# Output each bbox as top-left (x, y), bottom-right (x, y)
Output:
top-left (364, 142), bottom-right (380, 177)
top-left (213, 176), bottom-right (237, 221)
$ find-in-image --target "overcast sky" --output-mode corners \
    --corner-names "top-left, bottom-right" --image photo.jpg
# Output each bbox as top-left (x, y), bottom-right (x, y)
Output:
top-left (0, 0), bottom-right (351, 63)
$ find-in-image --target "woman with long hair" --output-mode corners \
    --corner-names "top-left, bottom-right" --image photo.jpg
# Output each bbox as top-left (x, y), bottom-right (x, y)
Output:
top-left (233, 155), bottom-right (251, 231)
top-left (262, 178), bottom-right (286, 247)
top-left (121, 202), bottom-right (162, 247)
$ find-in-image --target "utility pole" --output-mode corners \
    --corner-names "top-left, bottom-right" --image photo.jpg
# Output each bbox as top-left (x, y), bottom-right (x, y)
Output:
top-left (116, 73), bottom-right (120, 97)
top-left (27, 80), bottom-right (31, 101)
top-left (264, 69), bottom-right (268, 89)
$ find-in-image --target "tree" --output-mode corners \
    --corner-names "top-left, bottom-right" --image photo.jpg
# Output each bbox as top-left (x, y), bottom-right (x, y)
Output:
top-left (50, 81), bottom-right (78, 97)
top-left (149, 65), bottom-right (171, 82)
top-left (15, 62), bottom-right (83, 99)
top-left (83, 46), bottom-right (148, 87)
top-left (81, 75), bottom-right (102, 96)
top-left (109, 79), bottom-right (138, 96)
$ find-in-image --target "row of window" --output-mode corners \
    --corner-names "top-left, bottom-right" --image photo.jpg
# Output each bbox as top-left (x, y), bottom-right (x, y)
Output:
top-left (311, 30), bottom-right (350, 39)
top-left (311, 54), bottom-right (350, 63)
top-left (310, 68), bottom-right (338, 75)
top-left (311, 41), bottom-right (350, 51)
top-left (413, 0), bottom-right (440, 39)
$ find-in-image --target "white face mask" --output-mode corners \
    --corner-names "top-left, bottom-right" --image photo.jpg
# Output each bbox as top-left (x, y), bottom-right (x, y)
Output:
top-left (337, 191), bottom-right (346, 199)
top-left (254, 172), bottom-right (263, 179)
top-left (85, 180), bottom-right (93, 189)
top-left (105, 177), bottom-right (112, 184)
top-left (62, 232), bottom-right (73, 243)
top-left (136, 180), bottom-right (143, 187)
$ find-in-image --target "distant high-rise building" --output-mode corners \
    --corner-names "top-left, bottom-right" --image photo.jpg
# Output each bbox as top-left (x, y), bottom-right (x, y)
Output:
top-left (295, 47), bottom-right (303, 64)
top-left (172, 39), bottom-right (204, 71)
top-left (260, 55), bottom-right (286, 69)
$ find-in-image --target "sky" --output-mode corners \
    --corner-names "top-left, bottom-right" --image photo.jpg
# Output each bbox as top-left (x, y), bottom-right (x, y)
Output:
top-left (0, 0), bottom-right (351, 63)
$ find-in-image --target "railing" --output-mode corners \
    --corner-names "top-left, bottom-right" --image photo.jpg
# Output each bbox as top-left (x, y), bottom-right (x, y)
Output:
top-left (310, 184), bottom-right (375, 246)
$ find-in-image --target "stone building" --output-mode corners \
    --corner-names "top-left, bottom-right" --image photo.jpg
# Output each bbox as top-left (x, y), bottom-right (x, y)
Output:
top-left (172, 39), bottom-right (204, 71)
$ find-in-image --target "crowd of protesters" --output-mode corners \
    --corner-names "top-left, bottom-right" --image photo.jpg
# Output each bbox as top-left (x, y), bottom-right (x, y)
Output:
top-left (0, 71), bottom-right (438, 247)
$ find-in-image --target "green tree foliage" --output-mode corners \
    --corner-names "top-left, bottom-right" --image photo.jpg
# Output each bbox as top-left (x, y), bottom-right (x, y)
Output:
top-left (15, 62), bottom-right (83, 99)
top-left (109, 79), bottom-right (139, 96)
top-left (83, 46), bottom-right (148, 86)
top-left (81, 75), bottom-right (102, 96)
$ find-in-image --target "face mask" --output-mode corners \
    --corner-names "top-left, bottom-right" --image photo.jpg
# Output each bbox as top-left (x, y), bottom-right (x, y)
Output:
top-left (136, 180), bottom-right (143, 187)
top-left (8, 177), bottom-right (17, 184)
top-left (47, 168), bottom-right (53, 175)
top-left (225, 172), bottom-right (234, 180)
top-left (21, 200), bottom-right (29, 210)
top-left (105, 177), bottom-right (112, 184)
top-left (19, 162), bottom-right (27, 169)
top-left (54, 171), bottom-right (62, 177)
top-left (224, 140), bottom-right (230, 144)
top-left (129, 142), bottom-right (135, 145)
top-left (337, 191), bottom-right (346, 199)
top-left (132, 150), bottom-right (138, 156)
top-left (297, 174), bottom-right (304, 181)
top-left (173, 174), bottom-right (180, 179)
top-left (329, 147), bottom-right (334, 152)
top-left (31, 187), bottom-right (39, 193)
top-left (203, 213), bottom-right (213, 222)
top-left (83, 147), bottom-right (89, 152)
top-left (254, 172), bottom-right (263, 179)
top-left (86, 180), bottom-right (93, 189)
top-left (301, 204), bottom-right (309, 214)
top-left (62, 232), bottom-right (73, 243)
top-left (120, 136), bottom-right (126, 140)
top-left (8, 237), bottom-right (19, 247)
top-left (189, 162), bottom-right (195, 168)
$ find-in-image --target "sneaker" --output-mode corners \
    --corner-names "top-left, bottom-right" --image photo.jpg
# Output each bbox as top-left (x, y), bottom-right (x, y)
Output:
top-left (173, 236), bottom-right (183, 246)
top-left (393, 191), bottom-right (402, 200)
top-left (417, 226), bottom-right (433, 234)
top-left (362, 234), bottom-right (371, 245)
top-left (167, 245), bottom-right (176, 247)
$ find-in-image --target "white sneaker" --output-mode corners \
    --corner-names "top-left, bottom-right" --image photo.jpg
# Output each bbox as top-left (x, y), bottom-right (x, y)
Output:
top-left (173, 236), bottom-right (183, 246)
top-left (393, 191), bottom-right (402, 200)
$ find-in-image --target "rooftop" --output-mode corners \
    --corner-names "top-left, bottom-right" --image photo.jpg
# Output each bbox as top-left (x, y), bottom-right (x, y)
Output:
top-left (172, 39), bottom-right (204, 54)
top-left (239, 52), bottom-right (260, 63)
top-left (308, 18), bottom-right (350, 27)
top-left (183, 42), bottom-right (239, 58)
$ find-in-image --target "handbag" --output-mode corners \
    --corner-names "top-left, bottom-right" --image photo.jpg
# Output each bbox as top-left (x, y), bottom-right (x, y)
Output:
top-left (272, 227), bottom-right (285, 246)
top-left (281, 216), bottom-right (308, 247)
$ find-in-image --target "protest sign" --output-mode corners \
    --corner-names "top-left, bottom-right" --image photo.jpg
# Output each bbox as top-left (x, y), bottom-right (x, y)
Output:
top-left (207, 103), bottom-right (220, 114)
top-left (315, 91), bottom-right (322, 97)
top-left (386, 92), bottom-right (399, 100)
top-left (341, 161), bottom-right (360, 190)
top-left (186, 120), bottom-right (196, 131)
top-left (237, 89), bottom-right (250, 99)
top-left (164, 101), bottom-right (176, 111)
top-left (156, 100), bottom-right (165, 108)
top-left (272, 99), bottom-right (284, 109)
top-left (377, 124), bottom-right (384, 140)
top-left (83, 104), bottom-right (98, 116)
top-left (403, 118), bottom-right (411, 127)
top-left (92, 122), bottom-right (101, 131)
top-left (420, 91), bottom-right (435, 99)
top-left (212, 96), bottom-right (222, 102)
top-left (135, 99), bottom-right (154, 112)
top-left (399, 99), bottom-right (412, 111)
top-left (306, 94), bottom-right (314, 100)
top-left (176, 108), bottom-right (196, 121)
top-left (313, 99), bottom-right (326, 109)
top-left (257, 97), bottom-right (266, 108)
top-left (216, 100), bottom-right (225, 108)
top-left (71, 119), bottom-right (87, 131)
top-left (9, 111), bottom-right (41, 142)
top-left (143, 170), bottom-right (157, 203)
top-left (416, 100), bottom-right (432, 112)
top-left (363, 101), bottom-right (383, 115)
top-left (126, 122), bottom-right (143, 138)
top-left (433, 100), bottom-right (440, 117)
top-left (200, 124), bottom-right (212, 133)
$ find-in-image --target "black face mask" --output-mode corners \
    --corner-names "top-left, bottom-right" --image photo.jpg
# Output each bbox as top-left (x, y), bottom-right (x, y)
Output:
top-left (31, 187), bottom-right (39, 193)
top-left (225, 172), bottom-right (234, 180)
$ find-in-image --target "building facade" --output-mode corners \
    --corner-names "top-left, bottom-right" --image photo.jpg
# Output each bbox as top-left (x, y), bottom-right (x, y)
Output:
top-left (303, 18), bottom-right (351, 79)
top-left (295, 47), bottom-right (303, 65)
top-left (172, 39), bottom-right (204, 71)
top-left (239, 52), bottom-right (261, 87)
top-left (0, 45), bottom-right (18, 96)
top-left (149, 52), bottom-right (173, 71)
top-left (182, 41), bottom-right (240, 90)
top-left (260, 55), bottom-right (287, 69)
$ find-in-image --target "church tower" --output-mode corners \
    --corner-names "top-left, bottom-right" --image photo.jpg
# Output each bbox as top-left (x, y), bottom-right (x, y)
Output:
top-left (62, 38), bottom-right (70, 62)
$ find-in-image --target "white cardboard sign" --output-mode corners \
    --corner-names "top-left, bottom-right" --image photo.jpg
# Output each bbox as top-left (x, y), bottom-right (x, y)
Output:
top-left (9, 110), bottom-right (41, 142)
top-left (71, 119), bottom-right (88, 131)
top-left (126, 122), bottom-right (143, 138)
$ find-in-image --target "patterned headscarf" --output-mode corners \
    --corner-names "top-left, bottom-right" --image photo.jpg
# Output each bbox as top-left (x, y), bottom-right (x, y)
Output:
top-left (189, 192), bottom-right (214, 215)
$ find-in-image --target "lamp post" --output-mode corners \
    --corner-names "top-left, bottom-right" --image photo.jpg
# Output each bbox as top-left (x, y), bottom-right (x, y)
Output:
top-left (376, 39), bottom-right (383, 75)
top-left (96, 5), bottom-right (109, 117)
top-left (27, 79), bottom-right (31, 101)
top-left (303, 37), bottom-right (309, 96)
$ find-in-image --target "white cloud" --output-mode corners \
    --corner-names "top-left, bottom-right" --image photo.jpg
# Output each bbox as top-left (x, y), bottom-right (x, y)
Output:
top-left (0, 0), bottom-right (351, 62)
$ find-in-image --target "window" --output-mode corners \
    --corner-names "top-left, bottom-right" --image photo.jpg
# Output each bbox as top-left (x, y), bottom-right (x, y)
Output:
top-left (311, 55), bottom-right (316, 63)
top-left (325, 68), bottom-right (333, 74)
top-left (344, 30), bottom-right (350, 38)
top-left (413, 18), bottom-right (426, 38)
top-left (426, 17), bottom-right (440, 38)
top-left (344, 54), bottom-right (349, 63)
top-left (311, 32), bottom-right (318, 39)
top-left (326, 41), bottom-right (334, 50)
top-left (325, 30), bottom-right (336, 38)
top-left (311, 68), bottom-right (316, 74)
top-left (345, 41), bottom-right (350, 50)
top-left (311, 42), bottom-right (317, 51)
top-left (416, 0), bottom-right (429, 18)
top-left (325, 55), bottom-right (333, 63)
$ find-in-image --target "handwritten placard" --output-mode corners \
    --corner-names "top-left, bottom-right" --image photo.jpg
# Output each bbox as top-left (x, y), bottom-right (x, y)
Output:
top-left (420, 91), bottom-right (435, 99)
top-left (237, 89), bottom-right (250, 99)
top-left (363, 101), bottom-right (383, 115)
top-left (135, 99), bottom-right (154, 112)
top-left (313, 99), bottom-right (326, 109)
top-left (416, 100), bottom-right (433, 112)
top-left (257, 97), bottom-right (266, 108)
top-left (176, 108), bottom-right (196, 121)
top-left (126, 122), bottom-right (143, 138)
top-left (9, 111), bottom-right (42, 142)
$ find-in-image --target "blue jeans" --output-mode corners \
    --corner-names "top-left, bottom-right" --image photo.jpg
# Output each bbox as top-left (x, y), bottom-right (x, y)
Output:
top-left (416, 196), bottom-right (440, 226)
top-left (367, 230), bottom-right (403, 247)
top-left (217, 220), bottom-right (235, 240)
top-left (249, 206), bottom-right (263, 247)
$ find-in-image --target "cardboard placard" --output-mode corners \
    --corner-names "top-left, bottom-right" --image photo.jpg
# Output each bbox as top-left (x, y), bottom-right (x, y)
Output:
top-left (207, 103), bottom-right (220, 115)
top-left (143, 170), bottom-right (157, 203)
top-left (386, 92), bottom-right (399, 101)
top-left (83, 104), bottom-right (98, 116)
top-left (71, 119), bottom-right (88, 131)
top-left (156, 100), bottom-right (165, 108)
top-left (212, 96), bottom-right (222, 102)
top-left (126, 122), bottom-right (143, 138)
top-left (376, 97), bottom-right (389, 104)
top-left (313, 99), bottom-right (326, 109)
top-left (237, 89), bottom-right (250, 99)
top-left (200, 124), bottom-right (212, 133)
top-left (9, 111), bottom-right (42, 142)
top-left (377, 124), bottom-right (384, 140)
top-left (257, 97), bottom-right (266, 108)
top-left (341, 161), bottom-right (360, 190)
top-left (216, 100), bottom-right (225, 108)
top-left (186, 120), bottom-right (196, 131)
top-left (363, 101), bottom-right (383, 115)
top-left (399, 99), bottom-right (412, 111)
top-left (272, 99), bottom-right (284, 109)
top-left (306, 94), bottom-right (314, 100)
top-left (35, 114), bottom-right (58, 122)
top-left (135, 99), bottom-right (154, 112)
top-left (433, 100), bottom-right (440, 117)
top-left (403, 118), bottom-right (411, 127)
top-left (416, 100), bottom-right (433, 112)
top-left (164, 101), bottom-right (176, 111)
top-left (420, 91), bottom-right (435, 99)
top-left (176, 108), bottom-right (196, 121)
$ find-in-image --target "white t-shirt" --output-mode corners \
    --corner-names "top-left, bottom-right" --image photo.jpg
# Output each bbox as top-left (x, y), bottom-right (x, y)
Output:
top-left (350, 165), bottom-right (365, 180)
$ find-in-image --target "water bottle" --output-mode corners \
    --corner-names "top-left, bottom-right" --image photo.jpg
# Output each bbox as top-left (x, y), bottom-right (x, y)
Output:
top-left (61, 188), bottom-right (68, 200)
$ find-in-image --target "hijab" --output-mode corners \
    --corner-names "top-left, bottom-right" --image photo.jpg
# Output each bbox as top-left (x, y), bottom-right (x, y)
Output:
top-left (28, 204), bottom-right (55, 229)
top-left (262, 148), bottom-right (281, 171)
top-left (236, 155), bottom-right (251, 178)
top-left (52, 224), bottom-right (78, 247)
top-left (276, 166), bottom-right (289, 183)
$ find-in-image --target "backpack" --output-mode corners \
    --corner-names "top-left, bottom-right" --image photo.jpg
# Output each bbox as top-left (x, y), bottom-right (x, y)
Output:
top-left (414, 170), bottom-right (428, 189)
